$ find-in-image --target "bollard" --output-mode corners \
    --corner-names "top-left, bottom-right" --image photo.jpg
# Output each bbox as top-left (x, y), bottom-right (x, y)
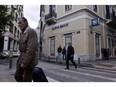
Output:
top-left (78, 57), bottom-right (80, 65)
top-left (9, 49), bottom-right (13, 69)
top-left (9, 57), bottom-right (12, 69)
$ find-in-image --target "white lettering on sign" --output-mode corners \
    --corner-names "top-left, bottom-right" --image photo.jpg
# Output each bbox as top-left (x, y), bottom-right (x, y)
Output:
top-left (52, 23), bottom-right (69, 30)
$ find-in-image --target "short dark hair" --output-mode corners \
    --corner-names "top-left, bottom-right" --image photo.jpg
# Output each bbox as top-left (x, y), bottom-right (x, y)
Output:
top-left (19, 17), bottom-right (28, 25)
top-left (22, 17), bottom-right (28, 22)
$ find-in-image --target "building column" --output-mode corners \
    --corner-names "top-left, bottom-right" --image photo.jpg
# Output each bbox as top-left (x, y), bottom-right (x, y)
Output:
top-left (3, 36), bottom-right (9, 50)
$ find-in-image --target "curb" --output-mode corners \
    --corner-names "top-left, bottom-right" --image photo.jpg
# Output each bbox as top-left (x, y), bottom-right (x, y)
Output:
top-left (93, 65), bottom-right (116, 71)
top-left (41, 58), bottom-right (116, 71)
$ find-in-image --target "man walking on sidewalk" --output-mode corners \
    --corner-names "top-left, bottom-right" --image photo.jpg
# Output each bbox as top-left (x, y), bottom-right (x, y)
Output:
top-left (14, 17), bottom-right (38, 82)
top-left (65, 43), bottom-right (77, 70)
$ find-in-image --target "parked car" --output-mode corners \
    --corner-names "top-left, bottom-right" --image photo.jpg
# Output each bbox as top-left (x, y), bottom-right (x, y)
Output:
top-left (0, 50), bottom-right (10, 59)
top-left (13, 51), bottom-right (20, 57)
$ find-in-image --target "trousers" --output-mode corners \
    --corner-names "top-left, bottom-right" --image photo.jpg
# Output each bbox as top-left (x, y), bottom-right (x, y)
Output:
top-left (66, 55), bottom-right (77, 69)
top-left (14, 64), bottom-right (34, 82)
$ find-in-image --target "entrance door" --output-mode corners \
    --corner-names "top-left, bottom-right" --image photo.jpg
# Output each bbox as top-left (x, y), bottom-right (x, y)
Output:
top-left (65, 35), bottom-right (72, 50)
top-left (95, 33), bottom-right (101, 58)
top-left (49, 36), bottom-right (55, 56)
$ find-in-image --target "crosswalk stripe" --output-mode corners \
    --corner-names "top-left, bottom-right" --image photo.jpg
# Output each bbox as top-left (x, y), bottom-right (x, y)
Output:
top-left (47, 76), bottom-right (59, 82)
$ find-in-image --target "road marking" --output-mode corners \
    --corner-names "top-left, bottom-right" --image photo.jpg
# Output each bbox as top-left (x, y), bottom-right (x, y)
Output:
top-left (59, 68), bottom-right (116, 81)
top-left (47, 76), bottom-right (59, 82)
top-left (76, 67), bottom-right (116, 76)
top-left (47, 70), bottom-right (92, 81)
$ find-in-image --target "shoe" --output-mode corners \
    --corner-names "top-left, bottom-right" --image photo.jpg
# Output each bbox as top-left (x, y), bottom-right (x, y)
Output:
top-left (75, 66), bottom-right (77, 69)
top-left (65, 68), bottom-right (69, 70)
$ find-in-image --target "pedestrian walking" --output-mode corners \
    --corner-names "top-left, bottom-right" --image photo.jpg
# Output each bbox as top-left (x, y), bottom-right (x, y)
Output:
top-left (14, 17), bottom-right (39, 82)
top-left (56, 45), bottom-right (63, 63)
top-left (65, 43), bottom-right (77, 70)
top-left (103, 48), bottom-right (109, 60)
top-left (62, 46), bottom-right (66, 60)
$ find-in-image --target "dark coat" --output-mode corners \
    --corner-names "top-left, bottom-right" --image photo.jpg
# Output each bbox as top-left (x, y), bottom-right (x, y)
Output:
top-left (57, 47), bottom-right (62, 53)
top-left (62, 47), bottom-right (66, 55)
top-left (67, 46), bottom-right (75, 59)
top-left (18, 27), bottom-right (39, 69)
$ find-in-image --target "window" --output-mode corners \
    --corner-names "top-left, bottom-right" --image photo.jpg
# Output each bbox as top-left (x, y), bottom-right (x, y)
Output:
top-left (112, 9), bottom-right (116, 19)
top-left (65, 5), bottom-right (72, 11)
top-left (49, 5), bottom-right (56, 17)
top-left (9, 22), bottom-right (13, 33)
top-left (106, 5), bottom-right (110, 19)
top-left (65, 35), bottom-right (72, 50)
top-left (14, 27), bottom-right (17, 37)
top-left (50, 37), bottom-right (55, 56)
top-left (108, 38), bottom-right (111, 49)
top-left (93, 5), bottom-right (97, 12)
top-left (8, 37), bottom-right (12, 50)
top-left (17, 30), bottom-right (19, 38)
top-left (111, 39), bottom-right (114, 47)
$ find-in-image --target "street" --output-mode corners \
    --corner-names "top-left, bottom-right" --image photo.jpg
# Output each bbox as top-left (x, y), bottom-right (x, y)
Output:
top-left (1, 58), bottom-right (116, 82)
top-left (37, 60), bottom-right (116, 82)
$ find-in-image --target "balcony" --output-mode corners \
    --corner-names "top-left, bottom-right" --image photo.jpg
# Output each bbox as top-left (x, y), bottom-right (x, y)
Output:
top-left (106, 14), bottom-right (116, 29)
top-left (45, 12), bottom-right (57, 25)
top-left (107, 19), bottom-right (116, 29)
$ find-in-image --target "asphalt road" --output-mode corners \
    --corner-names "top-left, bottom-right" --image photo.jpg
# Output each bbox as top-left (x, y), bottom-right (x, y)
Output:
top-left (1, 58), bottom-right (116, 82)
top-left (37, 60), bottom-right (116, 82)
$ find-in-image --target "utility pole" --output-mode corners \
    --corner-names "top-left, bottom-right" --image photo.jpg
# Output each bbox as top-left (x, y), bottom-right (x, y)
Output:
top-left (39, 5), bottom-right (46, 59)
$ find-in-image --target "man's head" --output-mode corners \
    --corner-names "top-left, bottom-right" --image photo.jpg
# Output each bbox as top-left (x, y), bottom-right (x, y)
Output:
top-left (18, 17), bottom-right (28, 31)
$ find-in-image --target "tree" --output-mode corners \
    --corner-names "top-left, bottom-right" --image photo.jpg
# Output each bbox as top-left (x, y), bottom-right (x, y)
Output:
top-left (0, 5), bottom-right (14, 36)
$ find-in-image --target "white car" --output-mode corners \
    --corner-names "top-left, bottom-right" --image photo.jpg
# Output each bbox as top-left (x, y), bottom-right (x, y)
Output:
top-left (0, 50), bottom-right (10, 59)
top-left (13, 51), bottom-right (20, 57)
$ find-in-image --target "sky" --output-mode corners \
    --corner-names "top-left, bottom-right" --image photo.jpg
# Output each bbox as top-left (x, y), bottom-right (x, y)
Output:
top-left (23, 5), bottom-right (40, 29)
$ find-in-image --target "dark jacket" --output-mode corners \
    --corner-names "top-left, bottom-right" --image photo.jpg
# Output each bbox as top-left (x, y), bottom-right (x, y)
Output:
top-left (18, 27), bottom-right (38, 69)
top-left (62, 47), bottom-right (66, 55)
top-left (57, 47), bottom-right (62, 53)
top-left (67, 46), bottom-right (75, 59)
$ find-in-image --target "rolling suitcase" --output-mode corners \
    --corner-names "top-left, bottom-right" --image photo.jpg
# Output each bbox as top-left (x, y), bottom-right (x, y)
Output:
top-left (33, 67), bottom-right (48, 82)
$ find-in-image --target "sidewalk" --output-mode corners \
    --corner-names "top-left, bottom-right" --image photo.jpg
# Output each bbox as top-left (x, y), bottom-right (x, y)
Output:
top-left (84, 59), bottom-right (116, 70)
top-left (41, 57), bottom-right (116, 71)
top-left (0, 59), bottom-right (16, 82)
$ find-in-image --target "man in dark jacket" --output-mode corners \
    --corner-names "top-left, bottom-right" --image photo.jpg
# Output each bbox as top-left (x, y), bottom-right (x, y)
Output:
top-left (65, 43), bottom-right (77, 69)
top-left (57, 45), bottom-right (62, 53)
top-left (14, 17), bottom-right (38, 82)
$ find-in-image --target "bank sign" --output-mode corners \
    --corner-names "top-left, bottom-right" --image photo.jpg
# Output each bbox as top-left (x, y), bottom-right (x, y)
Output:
top-left (91, 18), bottom-right (100, 26)
top-left (52, 23), bottom-right (69, 30)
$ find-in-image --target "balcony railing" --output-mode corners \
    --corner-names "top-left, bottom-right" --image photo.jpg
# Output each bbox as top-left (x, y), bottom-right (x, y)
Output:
top-left (45, 12), bottom-right (57, 25)
top-left (106, 13), bottom-right (116, 29)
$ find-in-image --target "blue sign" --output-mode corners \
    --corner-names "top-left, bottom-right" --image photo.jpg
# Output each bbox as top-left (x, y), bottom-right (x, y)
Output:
top-left (91, 18), bottom-right (100, 26)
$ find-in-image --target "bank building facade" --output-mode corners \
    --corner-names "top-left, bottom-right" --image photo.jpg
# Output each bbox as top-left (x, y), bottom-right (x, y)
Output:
top-left (41, 5), bottom-right (116, 61)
